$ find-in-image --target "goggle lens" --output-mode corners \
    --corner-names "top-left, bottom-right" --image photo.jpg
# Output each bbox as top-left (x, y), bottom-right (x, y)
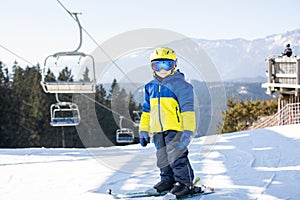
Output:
top-left (151, 60), bottom-right (176, 72)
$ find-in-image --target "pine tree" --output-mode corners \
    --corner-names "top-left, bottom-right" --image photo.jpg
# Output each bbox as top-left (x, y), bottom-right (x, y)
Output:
top-left (0, 60), bottom-right (13, 147)
top-left (218, 97), bottom-right (278, 134)
top-left (81, 67), bottom-right (90, 82)
top-left (44, 68), bottom-right (56, 82)
top-left (58, 66), bottom-right (73, 81)
top-left (10, 62), bottom-right (28, 147)
top-left (22, 66), bottom-right (41, 146)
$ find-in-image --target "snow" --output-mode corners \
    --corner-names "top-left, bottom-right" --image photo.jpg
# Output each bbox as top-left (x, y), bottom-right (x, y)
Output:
top-left (1, 124), bottom-right (300, 200)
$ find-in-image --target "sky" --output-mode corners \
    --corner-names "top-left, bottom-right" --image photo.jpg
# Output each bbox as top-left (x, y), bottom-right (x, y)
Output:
top-left (1, 0), bottom-right (300, 68)
top-left (0, 124), bottom-right (299, 200)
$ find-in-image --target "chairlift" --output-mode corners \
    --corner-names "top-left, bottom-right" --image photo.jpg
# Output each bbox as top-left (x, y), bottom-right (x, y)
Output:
top-left (40, 13), bottom-right (96, 94)
top-left (41, 13), bottom-right (94, 127)
top-left (116, 128), bottom-right (135, 144)
top-left (50, 101), bottom-right (80, 127)
top-left (116, 116), bottom-right (134, 144)
top-left (41, 51), bottom-right (96, 94)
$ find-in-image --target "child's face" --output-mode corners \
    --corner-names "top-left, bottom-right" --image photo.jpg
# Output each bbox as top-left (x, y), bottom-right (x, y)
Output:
top-left (155, 69), bottom-right (172, 79)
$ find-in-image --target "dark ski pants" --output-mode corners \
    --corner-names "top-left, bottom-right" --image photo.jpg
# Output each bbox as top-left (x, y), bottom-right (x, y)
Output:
top-left (153, 130), bottom-right (194, 185)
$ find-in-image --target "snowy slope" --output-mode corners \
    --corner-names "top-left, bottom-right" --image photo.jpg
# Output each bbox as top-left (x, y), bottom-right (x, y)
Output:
top-left (0, 124), bottom-right (299, 200)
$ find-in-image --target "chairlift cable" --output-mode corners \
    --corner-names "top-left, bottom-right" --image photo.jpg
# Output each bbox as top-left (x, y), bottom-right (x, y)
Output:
top-left (0, 44), bottom-right (35, 66)
top-left (80, 93), bottom-right (134, 124)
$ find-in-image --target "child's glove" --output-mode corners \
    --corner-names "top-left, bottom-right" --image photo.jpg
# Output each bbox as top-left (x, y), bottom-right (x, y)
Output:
top-left (139, 131), bottom-right (150, 147)
top-left (178, 130), bottom-right (193, 149)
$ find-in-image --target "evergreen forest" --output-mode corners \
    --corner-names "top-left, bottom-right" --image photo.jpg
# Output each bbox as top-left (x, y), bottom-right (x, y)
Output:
top-left (0, 61), bottom-right (141, 148)
top-left (0, 60), bottom-right (278, 148)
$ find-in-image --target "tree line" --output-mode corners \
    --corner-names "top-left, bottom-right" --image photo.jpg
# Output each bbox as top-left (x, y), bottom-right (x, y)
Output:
top-left (0, 60), bottom-right (278, 147)
top-left (218, 96), bottom-right (278, 133)
top-left (0, 61), bottom-right (141, 148)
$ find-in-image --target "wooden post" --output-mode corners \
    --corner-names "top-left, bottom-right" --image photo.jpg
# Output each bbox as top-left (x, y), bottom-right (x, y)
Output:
top-left (61, 127), bottom-right (65, 148)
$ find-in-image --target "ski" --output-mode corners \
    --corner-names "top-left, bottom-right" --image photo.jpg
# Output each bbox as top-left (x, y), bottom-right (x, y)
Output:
top-left (107, 177), bottom-right (215, 199)
top-left (107, 187), bottom-right (167, 199)
top-left (162, 179), bottom-right (215, 200)
top-left (162, 189), bottom-right (214, 200)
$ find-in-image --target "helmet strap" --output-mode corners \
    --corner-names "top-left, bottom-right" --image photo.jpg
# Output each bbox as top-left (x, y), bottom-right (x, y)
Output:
top-left (170, 67), bottom-right (177, 75)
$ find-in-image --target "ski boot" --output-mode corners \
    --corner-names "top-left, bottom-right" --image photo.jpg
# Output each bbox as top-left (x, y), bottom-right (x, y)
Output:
top-left (170, 182), bottom-right (193, 198)
top-left (154, 181), bottom-right (175, 193)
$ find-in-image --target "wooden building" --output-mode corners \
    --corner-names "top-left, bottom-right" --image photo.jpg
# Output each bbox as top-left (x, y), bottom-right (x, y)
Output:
top-left (262, 55), bottom-right (300, 110)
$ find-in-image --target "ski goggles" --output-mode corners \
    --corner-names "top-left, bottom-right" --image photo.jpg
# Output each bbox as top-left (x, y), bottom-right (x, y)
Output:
top-left (151, 60), bottom-right (176, 72)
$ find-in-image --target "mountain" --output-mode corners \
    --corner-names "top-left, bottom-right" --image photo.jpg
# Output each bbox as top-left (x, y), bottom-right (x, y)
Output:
top-left (98, 29), bottom-right (300, 83)
top-left (196, 29), bottom-right (300, 81)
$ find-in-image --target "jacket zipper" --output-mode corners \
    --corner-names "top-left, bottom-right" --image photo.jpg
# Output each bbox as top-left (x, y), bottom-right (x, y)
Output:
top-left (175, 107), bottom-right (180, 123)
top-left (158, 84), bottom-right (163, 131)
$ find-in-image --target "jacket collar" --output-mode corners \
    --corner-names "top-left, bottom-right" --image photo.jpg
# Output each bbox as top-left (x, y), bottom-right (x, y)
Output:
top-left (153, 69), bottom-right (184, 83)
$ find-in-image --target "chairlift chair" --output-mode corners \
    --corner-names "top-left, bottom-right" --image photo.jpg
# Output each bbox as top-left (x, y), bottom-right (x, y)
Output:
top-left (116, 128), bottom-right (135, 143)
top-left (40, 13), bottom-right (96, 94)
top-left (116, 116), bottom-right (134, 144)
top-left (50, 101), bottom-right (80, 127)
top-left (41, 52), bottom-right (96, 94)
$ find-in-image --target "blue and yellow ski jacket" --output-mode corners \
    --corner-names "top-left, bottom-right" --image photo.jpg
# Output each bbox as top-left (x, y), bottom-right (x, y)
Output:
top-left (139, 70), bottom-right (196, 134)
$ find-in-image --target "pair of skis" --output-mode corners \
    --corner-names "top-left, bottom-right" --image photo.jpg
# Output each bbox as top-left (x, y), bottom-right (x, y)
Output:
top-left (107, 177), bottom-right (214, 199)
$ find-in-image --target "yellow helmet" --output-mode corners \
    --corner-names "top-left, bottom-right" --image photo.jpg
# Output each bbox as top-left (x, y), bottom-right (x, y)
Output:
top-left (150, 47), bottom-right (177, 62)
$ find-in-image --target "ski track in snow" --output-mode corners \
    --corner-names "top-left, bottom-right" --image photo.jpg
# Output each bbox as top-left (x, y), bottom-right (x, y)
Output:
top-left (192, 125), bottom-right (300, 200)
top-left (0, 125), bottom-right (300, 200)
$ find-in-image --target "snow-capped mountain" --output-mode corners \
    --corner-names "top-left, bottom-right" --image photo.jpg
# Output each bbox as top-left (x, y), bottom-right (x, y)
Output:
top-left (196, 29), bottom-right (300, 81)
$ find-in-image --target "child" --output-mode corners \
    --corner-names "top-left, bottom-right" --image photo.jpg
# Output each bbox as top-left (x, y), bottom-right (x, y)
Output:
top-left (139, 47), bottom-right (196, 198)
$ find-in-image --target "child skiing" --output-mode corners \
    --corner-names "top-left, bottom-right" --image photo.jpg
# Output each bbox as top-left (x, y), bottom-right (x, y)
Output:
top-left (139, 47), bottom-right (196, 198)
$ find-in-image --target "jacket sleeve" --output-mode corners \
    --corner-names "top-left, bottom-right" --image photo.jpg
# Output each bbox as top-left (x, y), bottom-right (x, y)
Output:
top-left (176, 82), bottom-right (196, 132)
top-left (139, 85), bottom-right (150, 132)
